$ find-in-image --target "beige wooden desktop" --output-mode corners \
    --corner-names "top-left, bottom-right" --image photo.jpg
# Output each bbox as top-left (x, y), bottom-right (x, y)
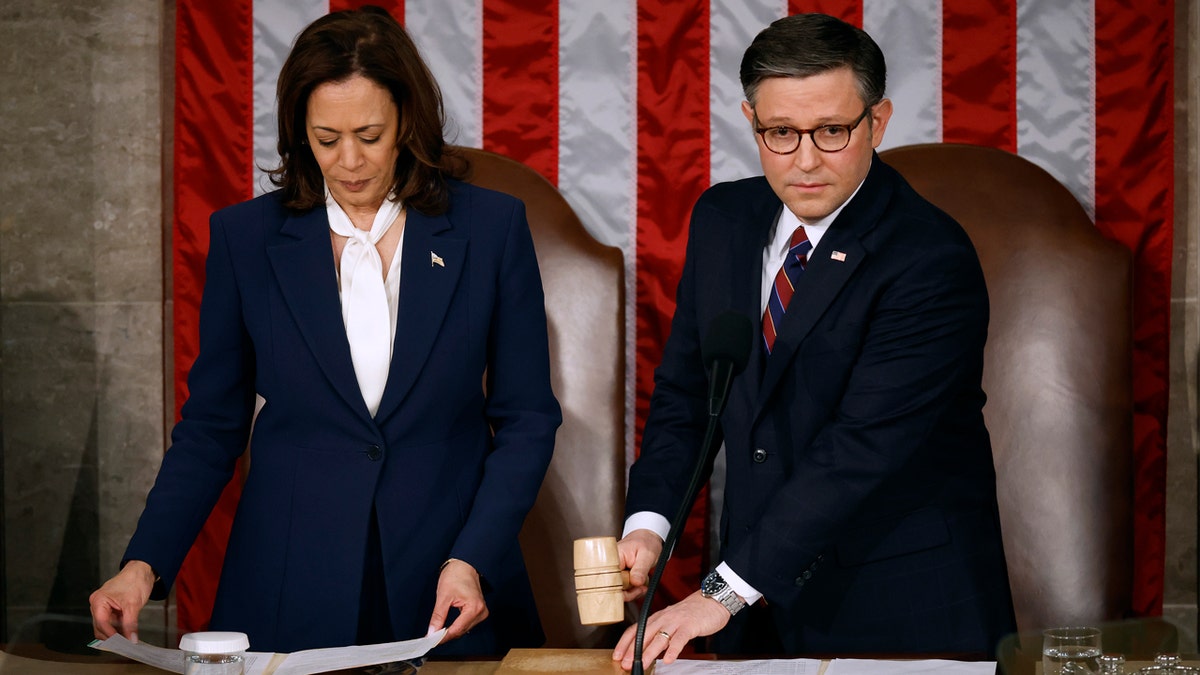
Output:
top-left (2, 648), bottom-right (730, 674)
top-left (6, 647), bottom-right (1198, 675)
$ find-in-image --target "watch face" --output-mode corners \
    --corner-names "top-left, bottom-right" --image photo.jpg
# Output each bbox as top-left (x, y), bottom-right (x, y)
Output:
top-left (702, 572), bottom-right (727, 596)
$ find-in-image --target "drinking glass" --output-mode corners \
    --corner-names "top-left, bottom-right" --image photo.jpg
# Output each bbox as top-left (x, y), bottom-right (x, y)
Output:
top-left (1043, 626), bottom-right (1102, 674)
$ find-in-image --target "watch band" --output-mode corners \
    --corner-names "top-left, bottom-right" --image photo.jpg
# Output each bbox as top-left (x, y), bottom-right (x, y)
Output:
top-left (701, 570), bottom-right (747, 615)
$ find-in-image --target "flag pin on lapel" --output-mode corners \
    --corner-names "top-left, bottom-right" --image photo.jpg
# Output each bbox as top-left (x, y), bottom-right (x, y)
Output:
top-left (830, 251), bottom-right (847, 262)
top-left (430, 251), bottom-right (445, 268)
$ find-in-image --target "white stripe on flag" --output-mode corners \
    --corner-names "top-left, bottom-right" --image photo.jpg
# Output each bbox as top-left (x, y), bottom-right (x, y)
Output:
top-left (253, 0), bottom-right (328, 196)
top-left (866, 0), bottom-right (943, 150)
top-left (709, 0), bottom-right (785, 185)
top-left (408, 0), bottom-right (484, 149)
top-left (557, 0), bottom-right (640, 468)
top-left (558, 0), bottom-right (637, 250)
top-left (1016, 0), bottom-right (1095, 217)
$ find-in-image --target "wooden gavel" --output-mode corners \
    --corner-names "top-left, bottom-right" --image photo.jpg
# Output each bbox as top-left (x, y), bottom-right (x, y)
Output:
top-left (573, 536), bottom-right (630, 625)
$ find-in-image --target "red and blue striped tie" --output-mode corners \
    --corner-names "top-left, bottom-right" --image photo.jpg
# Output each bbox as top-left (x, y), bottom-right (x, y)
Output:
top-left (762, 226), bottom-right (812, 354)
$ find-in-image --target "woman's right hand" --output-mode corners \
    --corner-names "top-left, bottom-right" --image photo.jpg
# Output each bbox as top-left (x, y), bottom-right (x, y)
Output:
top-left (89, 560), bottom-right (156, 643)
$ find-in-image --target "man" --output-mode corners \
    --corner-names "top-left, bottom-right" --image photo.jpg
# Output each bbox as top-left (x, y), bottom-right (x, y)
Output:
top-left (613, 14), bottom-right (1017, 671)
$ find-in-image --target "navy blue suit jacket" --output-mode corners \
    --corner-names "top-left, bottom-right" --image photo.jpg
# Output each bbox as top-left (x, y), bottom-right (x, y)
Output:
top-left (125, 181), bottom-right (561, 654)
top-left (626, 156), bottom-right (1016, 655)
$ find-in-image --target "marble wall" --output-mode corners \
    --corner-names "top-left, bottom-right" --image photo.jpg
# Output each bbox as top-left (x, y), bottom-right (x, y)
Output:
top-left (0, 0), bottom-right (1196, 655)
top-left (0, 0), bottom-right (171, 651)
top-left (1164, 0), bottom-right (1200, 652)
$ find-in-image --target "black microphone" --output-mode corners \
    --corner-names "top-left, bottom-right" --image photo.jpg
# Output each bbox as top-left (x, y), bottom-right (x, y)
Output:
top-left (631, 311), bottom-right (753, 675)
top-left (702, 311), bottom-right (754, 417)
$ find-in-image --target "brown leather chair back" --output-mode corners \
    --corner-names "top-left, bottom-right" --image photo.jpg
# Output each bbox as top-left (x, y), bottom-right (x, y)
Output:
top-left (459, 147), bottom-right (627, 647)
top-left (880, 143), bottom-right (1134, 632)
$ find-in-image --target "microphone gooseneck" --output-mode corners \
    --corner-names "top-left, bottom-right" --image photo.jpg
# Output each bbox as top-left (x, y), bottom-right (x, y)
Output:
top-left (631, 311), bottom-right (753, 675)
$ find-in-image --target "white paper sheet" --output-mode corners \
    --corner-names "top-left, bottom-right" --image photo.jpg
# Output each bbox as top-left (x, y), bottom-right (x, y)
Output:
top-left (823, 658), bottom-right (996, 674)
top-left (654, 657), bottom-right (824, 674)
top-left (90, 629), bottom-right (446, 675)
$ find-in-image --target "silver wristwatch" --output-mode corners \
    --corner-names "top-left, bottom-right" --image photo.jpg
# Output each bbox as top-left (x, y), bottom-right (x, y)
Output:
top-left (701, 570), bottom-right (747, 615)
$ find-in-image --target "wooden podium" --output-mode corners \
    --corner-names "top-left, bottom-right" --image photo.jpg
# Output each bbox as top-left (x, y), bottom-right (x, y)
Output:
top-left (495, 649), bottom-right (636, 673)
top-left (421, 649), bottom-right (642, 674)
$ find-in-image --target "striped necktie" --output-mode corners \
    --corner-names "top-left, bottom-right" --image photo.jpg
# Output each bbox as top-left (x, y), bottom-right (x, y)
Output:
top-left (762, 226), bottom-right (813, 354)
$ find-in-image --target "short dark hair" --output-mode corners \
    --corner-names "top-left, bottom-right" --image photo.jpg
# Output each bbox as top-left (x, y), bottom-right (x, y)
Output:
top-left (268, 5), bottom-right (464, 214)
top-left (739, 13), bottom-right (886, 109)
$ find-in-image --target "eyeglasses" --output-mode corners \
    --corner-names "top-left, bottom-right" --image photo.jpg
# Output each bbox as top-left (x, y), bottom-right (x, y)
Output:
top-left (753, 107), bottom-right (872, 154)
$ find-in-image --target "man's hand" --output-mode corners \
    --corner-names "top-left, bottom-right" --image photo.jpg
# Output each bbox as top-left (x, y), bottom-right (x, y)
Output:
top-left (611, 590), bottom-right (733, 671)
top-left (428, 559), bottom-right (488, 644)
top-left (616, 529), bottom-right (663, 601)
top-left (89, 561), bottom-right (156, 643)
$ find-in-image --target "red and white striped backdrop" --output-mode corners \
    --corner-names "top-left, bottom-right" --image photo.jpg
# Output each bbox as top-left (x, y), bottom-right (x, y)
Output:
top-left (173, 0), bottom-right (1174, 634)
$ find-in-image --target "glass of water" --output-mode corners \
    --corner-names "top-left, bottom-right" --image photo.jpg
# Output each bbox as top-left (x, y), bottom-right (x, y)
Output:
top-left (1043, 626), bottom-right (1102, 674)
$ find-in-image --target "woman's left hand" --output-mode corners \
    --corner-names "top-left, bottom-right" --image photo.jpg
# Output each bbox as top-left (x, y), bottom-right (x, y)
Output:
top-left (428, 558), bottom-right (489, 643)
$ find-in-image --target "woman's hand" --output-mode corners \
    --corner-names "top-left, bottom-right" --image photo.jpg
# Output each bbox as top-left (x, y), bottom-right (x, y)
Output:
top-left (89, 560), bottom-right (156, 643)
top-left (427, 559), bottom-right (489, 644)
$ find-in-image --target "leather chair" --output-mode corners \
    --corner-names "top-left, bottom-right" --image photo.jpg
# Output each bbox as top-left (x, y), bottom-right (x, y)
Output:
top-left (879, 143), bottom-right (1134, 632)
top-left (459, 147), bottom-right (627, 648)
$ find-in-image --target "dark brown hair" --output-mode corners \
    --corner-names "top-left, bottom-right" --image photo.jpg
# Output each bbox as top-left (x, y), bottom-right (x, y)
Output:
top-left (267, 5), bottom-right (464, 214)
top-left (740, 13), bottom-right (886, 109)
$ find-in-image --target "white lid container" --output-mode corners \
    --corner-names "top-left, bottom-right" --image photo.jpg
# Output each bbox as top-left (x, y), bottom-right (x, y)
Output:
top-left (179, 631), bottom-right (250, 654)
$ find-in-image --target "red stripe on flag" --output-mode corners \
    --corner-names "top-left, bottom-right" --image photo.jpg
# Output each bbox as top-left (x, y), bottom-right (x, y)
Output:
top-left (941, 0), bottom-right (1017, 151)
top-left (1094, 0), bottom-right (1173, 617)
top-left (482, 0), bottom-right (558, 183)
top-left (635, 0), bottom-right (712, 613)
top-left (330, 0), bottom-right (405, 18)
top-left (173, 0), bottom-right (255, 634)
top-left (789, 0), bottom-right (862, 26)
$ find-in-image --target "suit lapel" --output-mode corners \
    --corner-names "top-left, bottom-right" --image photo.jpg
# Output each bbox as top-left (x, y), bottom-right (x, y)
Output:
top-left (267, 208), bottom-right (369, 420)
top-left (757, 233), bottom-right (865, 406)
top-left (373, 207), bottom-right (466, 422)
top-left (755, 155), bottom-right (891, 414)
top-left (732, 201), bottom-right (778, 399)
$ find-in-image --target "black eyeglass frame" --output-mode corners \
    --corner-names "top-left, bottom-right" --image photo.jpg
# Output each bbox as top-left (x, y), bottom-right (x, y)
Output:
top-left (752, 105), bottom-right (874, 155)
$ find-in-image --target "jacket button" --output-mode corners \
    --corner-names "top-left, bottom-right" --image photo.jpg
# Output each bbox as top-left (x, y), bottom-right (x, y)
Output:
top-left (802, 569), bottom-right (813, 580)
top-left (752, 448), bottom-right (768, 463)
top-left (365, 445), bottom-right (382, 461)
top-left (794, 577), bottom-right (805, 588)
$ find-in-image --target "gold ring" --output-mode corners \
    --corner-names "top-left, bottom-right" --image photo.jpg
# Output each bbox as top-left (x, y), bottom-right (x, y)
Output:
top-left (658, 630), bottom-right (671, 641)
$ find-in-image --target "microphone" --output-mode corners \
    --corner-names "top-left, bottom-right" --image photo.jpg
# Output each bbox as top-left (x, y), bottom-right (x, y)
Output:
top-left (631, 311), bottom-right (753, 675)
top-left (702, 311), bottom-right (754, 417)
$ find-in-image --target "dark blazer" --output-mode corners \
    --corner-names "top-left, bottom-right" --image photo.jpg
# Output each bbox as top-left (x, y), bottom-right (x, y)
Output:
top-left (125, 181), bottom-right (562, 654)
top-left (626, 155), bottom-right (1016, 655)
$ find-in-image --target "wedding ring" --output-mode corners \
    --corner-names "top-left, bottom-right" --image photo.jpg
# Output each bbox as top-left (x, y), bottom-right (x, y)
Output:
top-left (658, 630), bottom-right (671, 641)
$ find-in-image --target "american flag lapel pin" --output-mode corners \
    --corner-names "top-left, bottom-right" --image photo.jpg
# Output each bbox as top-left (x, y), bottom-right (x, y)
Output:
top-left (431, 251), bottom-right (445, 268)
top-left (830, 251), bottom-right (847, 262)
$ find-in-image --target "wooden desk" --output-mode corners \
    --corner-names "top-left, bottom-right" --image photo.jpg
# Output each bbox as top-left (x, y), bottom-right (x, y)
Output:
top-left (0, 651), bottom-right (505, 674)
top-left (0, 649), bottom-right (819, 674)
top-left (12, 647), bottom-right (1195, 675)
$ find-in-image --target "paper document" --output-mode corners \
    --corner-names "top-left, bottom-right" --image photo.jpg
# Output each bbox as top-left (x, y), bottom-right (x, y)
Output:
top-left (654, 658), bottom-right (823, 674)
top-left (823, 658), bottom-right (997, 674)
top-left (90, 629), bottom-right (446, 675)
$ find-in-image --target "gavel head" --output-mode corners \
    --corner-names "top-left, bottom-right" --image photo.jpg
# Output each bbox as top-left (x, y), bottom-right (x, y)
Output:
top-left (573, 536), bottom-right (627, 625)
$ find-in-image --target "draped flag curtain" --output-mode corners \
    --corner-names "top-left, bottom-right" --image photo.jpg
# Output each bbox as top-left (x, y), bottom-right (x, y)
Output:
top-left (173, 0), bottom-right (1174, 634)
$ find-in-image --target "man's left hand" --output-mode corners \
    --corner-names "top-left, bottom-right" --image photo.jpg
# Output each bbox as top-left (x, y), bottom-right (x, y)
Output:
top-left (611, 590), bottom-right (732, 671)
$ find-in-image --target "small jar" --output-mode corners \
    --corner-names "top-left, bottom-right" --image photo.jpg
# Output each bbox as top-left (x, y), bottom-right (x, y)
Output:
top-left (179, 631), bottom-right (249, 675)
top-left (1098, 654), bottom-right (1125, 674)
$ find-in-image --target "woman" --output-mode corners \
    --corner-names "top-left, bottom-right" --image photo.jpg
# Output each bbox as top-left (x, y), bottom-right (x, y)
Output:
top-left (89, 6), bottom-right (560, 655)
